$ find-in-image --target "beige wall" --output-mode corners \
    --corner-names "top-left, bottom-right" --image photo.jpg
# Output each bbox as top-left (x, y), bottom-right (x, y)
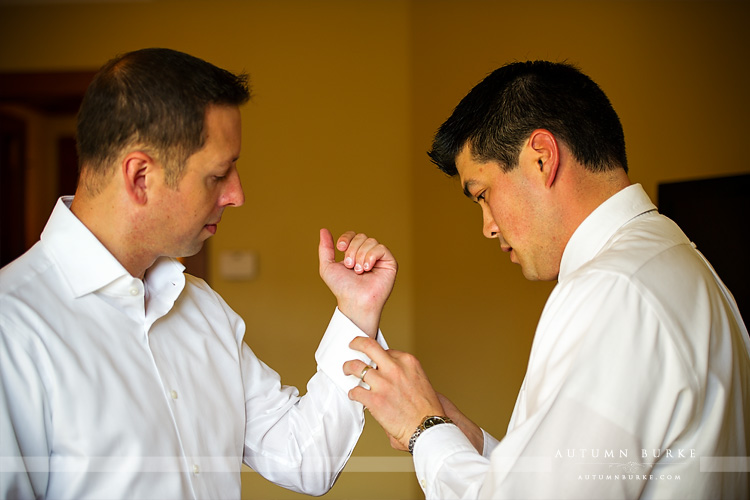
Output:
top-left (1, 1), bottom-right (747, 498)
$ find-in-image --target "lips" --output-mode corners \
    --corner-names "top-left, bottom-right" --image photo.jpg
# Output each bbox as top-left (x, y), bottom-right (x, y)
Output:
top-left (501, 244), bottom-right (517, 264)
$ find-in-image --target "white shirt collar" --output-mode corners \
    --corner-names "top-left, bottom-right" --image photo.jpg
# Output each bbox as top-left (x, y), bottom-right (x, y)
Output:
top-left (558, 183), bottom-right (657, 282)
top-left (40, 196), bottom-right (185, 300)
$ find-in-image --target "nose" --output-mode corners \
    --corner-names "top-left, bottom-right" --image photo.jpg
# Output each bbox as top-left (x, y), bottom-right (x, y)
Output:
top-left (222, 168), bottom-right (245, 208)
top-left (481, 204), bottom-right (499, 239)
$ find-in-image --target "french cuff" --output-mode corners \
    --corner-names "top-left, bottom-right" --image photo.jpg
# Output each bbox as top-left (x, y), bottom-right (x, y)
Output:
top-left (482, 429), bottom-right (500, 459)
top-left (412, 423), bottom-right (475, 494)
top-left (315, 307), bottom-right (388, 393)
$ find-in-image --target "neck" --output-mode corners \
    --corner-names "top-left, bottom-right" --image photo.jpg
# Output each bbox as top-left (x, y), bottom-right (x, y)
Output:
top-left (70, 187), bottom-right (155, 279)
top-left (555, 165), bottom-right (631, 252)
top-left (576, 169), bottom-right (630, 217)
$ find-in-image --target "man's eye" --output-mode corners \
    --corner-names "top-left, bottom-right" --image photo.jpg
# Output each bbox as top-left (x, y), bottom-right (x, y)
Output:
top-left (476, 191), bottom-right (486, 202)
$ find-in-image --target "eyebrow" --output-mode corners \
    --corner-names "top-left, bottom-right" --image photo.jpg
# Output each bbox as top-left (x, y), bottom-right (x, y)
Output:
top-left (218, 156), bottom-right (240, 169)
top-left (462, 180), bottom-right (478, 201)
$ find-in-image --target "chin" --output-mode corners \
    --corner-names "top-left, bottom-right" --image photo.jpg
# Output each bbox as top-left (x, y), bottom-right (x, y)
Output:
top-left (519, 264), bottom-right (543, 282)
top-left (522, 268), bottom-right (559, 282)
top-left (521, 270), bottom-right (542, 281)
top-left (177, 242), bottom-right (205, 259)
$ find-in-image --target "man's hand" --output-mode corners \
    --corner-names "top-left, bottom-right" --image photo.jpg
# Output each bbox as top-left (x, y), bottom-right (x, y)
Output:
top-left (436, 392), bottom-right (484, 454)
top-left (318, 229), bottom-right (397, 338)
top-left (343, 337), bottom-right (444, 451)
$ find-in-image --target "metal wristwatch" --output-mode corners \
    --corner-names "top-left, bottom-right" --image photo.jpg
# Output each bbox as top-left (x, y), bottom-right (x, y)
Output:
top-left (408, 415), bottom-right (454, 455)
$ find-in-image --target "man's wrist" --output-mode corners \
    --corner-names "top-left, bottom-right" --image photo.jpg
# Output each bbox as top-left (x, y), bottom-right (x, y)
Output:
top-left (337, 302), bottom-right (382, 338)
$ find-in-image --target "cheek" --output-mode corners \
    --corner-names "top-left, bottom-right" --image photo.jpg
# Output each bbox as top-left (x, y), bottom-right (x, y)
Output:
top-left (489, 200), bottom-right (518, 230)
top-left (493, 202), bottom-right (535, 243)
top-left (187, 186), bottom-right (217, 212)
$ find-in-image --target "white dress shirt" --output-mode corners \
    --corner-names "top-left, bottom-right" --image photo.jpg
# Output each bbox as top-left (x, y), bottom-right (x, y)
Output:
top-left (413, 184), bottom-right (750, 499)
top-left (1, 196), bottom-right (382, 500)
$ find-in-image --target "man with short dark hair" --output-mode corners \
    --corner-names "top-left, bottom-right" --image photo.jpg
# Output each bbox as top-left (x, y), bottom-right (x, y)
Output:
top-left (0, 48), bottom-right (397, 499)
top-left (345, 61), bottom-right (750, 499)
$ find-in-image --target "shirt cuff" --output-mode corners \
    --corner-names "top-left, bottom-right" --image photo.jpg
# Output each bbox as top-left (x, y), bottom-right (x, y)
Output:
top-left (482, 429), bottom-right (500, 459)
top-left (315, 307), bottom-right (388, 393)
top-left (413, 423), bottom-right (479, 494)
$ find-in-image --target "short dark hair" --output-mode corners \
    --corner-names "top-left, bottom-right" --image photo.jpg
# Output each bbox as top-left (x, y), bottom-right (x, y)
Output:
top-left (428, 60), bottom-right (627, 176)
top-left (76, 47), bottom-right (250, 192)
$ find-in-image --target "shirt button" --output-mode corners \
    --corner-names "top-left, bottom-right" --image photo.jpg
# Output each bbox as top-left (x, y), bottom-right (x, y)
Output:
top-left (192, 464), bottom-right (200, 475)
top-left (129, 288), bottom-right (139, 296)
top-left (170, 390), bottom-right (178, 400)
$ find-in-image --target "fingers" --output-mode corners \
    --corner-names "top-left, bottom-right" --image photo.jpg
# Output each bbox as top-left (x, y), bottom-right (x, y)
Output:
top-left (337, 231), bottom-right (390, 275)
top-left (344, 356), bottom-right (381, 410)
top-left (342, 338), bottom-right (395, 392)
top-left (347, 336), bottom-right (392, 369)
top-left (322, 229), bottom-right (382, 274)
top-left (343, 359), bottom-right (378, 388)
top-left (344, 339), bottom-right (447, 450)
top-left (348, 384), bottom-right (376, 412)
top-left (335, 231), bottom-right (357, 252)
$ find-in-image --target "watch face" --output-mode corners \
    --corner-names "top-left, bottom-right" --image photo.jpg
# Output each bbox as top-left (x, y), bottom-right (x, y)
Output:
top-left (423, 416), bottom-right (444, 429)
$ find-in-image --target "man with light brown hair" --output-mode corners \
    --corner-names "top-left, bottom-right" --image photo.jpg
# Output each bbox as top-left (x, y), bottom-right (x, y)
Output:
top-left (1, 48), bottom-right (397, 499)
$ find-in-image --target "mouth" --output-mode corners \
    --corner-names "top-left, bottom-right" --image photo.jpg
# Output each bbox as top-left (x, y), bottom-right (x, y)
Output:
top-left (501, 245), bottom-right (518, 264)
top-left (204, 223), bottom-right (219, 235)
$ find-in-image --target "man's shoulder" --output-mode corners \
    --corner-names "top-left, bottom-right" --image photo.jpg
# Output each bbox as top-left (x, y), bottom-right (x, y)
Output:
top-left (182, 272), bottom-right (221, 301)
top-left (179, 272), bottom-right (236, 314)
top-left (563, 211), bottom-right (729, 325)
top-left (557, 212), bottom-right (711, 315)
top-left (0, 242), bottom-right (56, 298)
top-left (0, 242), bottom-right (67, 342)
top-left (584, 212), bottom-right (693, 278)
top-left (183, 272), bottom-right (211, 290)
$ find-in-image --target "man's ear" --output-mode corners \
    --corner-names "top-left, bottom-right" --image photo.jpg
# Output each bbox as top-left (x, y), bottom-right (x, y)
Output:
top-left (122, 151), bottom-right (155, 205)
top-left (528, 129), bottom-right (560, 189)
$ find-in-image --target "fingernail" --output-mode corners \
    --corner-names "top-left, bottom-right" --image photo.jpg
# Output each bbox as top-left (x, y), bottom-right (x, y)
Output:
top-left (354, 264), bottom-right (363, 272)
top-left (338, 241), bottom-right (346, 250)
top-left (345, 257), bottom-right (353, 266)
top-left (364, 262), bottom-right (370, 270)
